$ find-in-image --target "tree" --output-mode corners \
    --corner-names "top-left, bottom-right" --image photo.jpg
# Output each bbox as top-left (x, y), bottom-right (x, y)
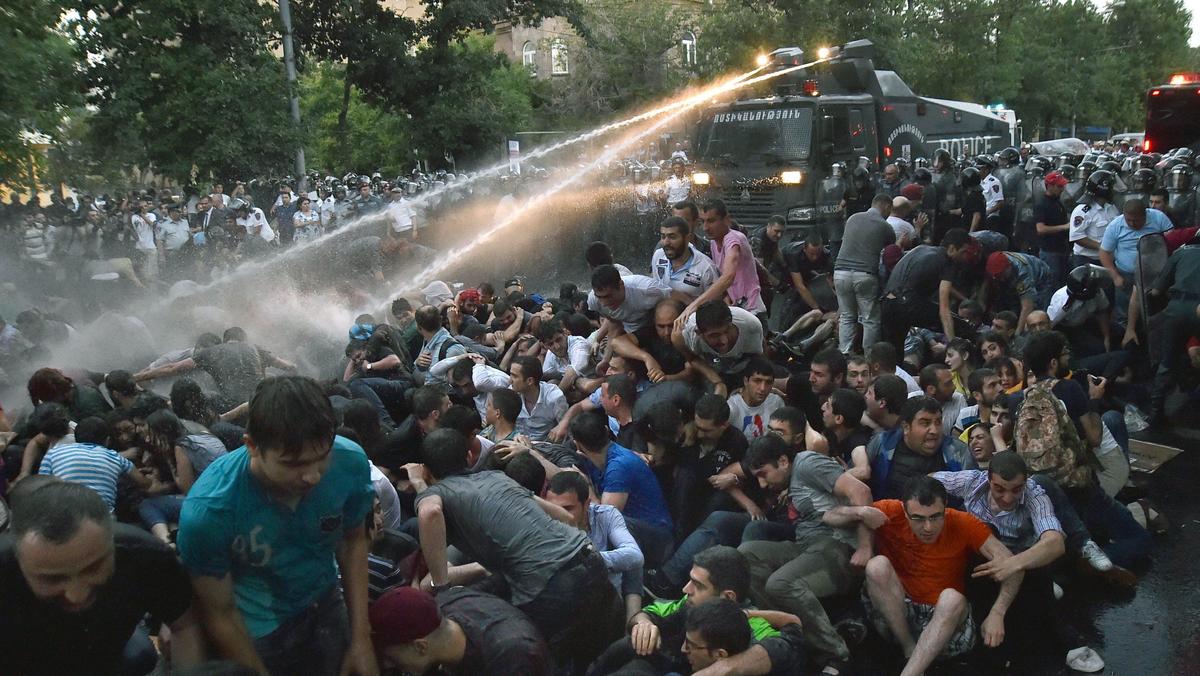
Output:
top-left (65, 0), bottom-right (299, 183)
top-left (299, 63), bottom-right (413, 176)
top-left (0, 0), bottom-right (81, 189)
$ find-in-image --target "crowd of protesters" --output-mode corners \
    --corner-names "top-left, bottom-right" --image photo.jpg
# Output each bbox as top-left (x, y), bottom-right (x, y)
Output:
top-left (0, 139), bottom-right (1196, 676)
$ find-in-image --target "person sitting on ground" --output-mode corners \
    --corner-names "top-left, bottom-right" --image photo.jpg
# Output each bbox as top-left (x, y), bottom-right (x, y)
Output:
top-left (608, 298), bottom-right (695, 387)
top-left (0, 480), bottom-right (204, 676)
top-left (727, 357), bottom-right (785, 441)
top-left (546, 471), bottom-right (645, 624)
top-left (589, 264), bottom-right (674, 371)
top-left (865, 396), bottom-right (974, 500)
top-left (370, 586), bottom-right (554, 676)
top-left (651, 216), bottom-right (718, 301)
top-left (672, 393), bottom-right (752, 537)
top-left (481, 388), bottom-right (521, 446)
top-left (536, 317), bottom-right (590, 395)
top-left (865, 374), bottom-right (907, 433)
top-left (675, 300), bottom-right (764, 393)
top-left (510, 355), bottom-right (568, 442)
top-left (813, 387), bottom-right (872, 482)
top-left (943, 337), bottom-right (978, 397)
top-left (867, 341), bottom-right (921, 395)
top-left (918, 362), bottom-right (969, 432)
top-left (37, 415), bottom-right (165, 514)
top-left (952, 367), bottom-right (1001, 436)
top-left (846, 355), bottom-right (872, 396)
top-left (375, 384), bottom-right (450, 473)
top-left (829, 476), bottom-right (1022, 676)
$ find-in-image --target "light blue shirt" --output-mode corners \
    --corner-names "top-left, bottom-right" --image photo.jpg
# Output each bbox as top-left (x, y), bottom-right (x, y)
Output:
top-left (1099, 208), bottom-right (1173, 273)
top-left (177, 436), bottom-right (374, 637)
top-left (587, 503), bottom-right (644, 593)
top-left (40, 443), bottom-right (133, 510)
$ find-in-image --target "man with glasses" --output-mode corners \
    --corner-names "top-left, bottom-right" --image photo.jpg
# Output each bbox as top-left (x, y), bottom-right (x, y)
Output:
top-left (826, 475), bottom-right (1021, 676)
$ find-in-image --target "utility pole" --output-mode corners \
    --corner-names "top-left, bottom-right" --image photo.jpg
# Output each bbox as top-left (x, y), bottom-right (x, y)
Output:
top-left (279, 0), bottom-right (307, 193)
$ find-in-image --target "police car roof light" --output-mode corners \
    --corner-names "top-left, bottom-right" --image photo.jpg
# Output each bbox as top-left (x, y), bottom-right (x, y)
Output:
top-left (1168, 72), bottom-right (1200, 85)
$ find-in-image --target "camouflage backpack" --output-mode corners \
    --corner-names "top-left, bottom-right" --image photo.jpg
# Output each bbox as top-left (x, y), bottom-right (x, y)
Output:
top-left (1013, 378), bottom-right (1095, 489)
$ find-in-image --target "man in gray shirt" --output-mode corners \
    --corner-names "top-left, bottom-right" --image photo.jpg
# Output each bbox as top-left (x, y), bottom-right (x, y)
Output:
top-left (833, 194), bottom-right (896, 354)
top-left (411, 429), bottom-right (615, 667)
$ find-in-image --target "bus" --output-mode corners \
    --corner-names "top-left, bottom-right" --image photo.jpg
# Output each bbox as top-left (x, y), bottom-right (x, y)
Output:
top-left (1144, 72), bottom-right (1200, 154)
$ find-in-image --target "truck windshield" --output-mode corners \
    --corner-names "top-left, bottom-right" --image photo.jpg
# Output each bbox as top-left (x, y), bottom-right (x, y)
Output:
top-left (699, 107), bottom-right (813, 162)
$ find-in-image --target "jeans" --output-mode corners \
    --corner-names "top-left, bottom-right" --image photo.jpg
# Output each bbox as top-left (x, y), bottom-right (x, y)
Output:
top-left (254, 586), bottom-right (349, 676)
top-left (833, 270), bottom-right (881, 353)
top-left (347, 377), bottom-right (411, 428)
top-left (1039, 473), bottom-right (1151, 569)
top-left (739, 536), bottom-right (858, 662)
top-left (742, 518), bottom-right (796, 543)
top-left (1030, 474), bottom-right (1089, 552)
top-left (519, 547), bottom-right (615, 673)
top-left (661, 511), bottom-right (750, 587)
top-left (1114, 269), bottom-right (1136, 326)
top-left (625, 517), bottom-right (674, 569)
top-left (138, 494), bottom-right (184, 528)
top-left (1102, 410), bottom-right (1130, 461)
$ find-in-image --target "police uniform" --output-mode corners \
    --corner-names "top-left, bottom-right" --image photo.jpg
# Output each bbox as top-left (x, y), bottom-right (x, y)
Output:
top-left (1067, 200), bottom-right (1119, 269)
top-left (981, 173), bottom-right (1005, 233)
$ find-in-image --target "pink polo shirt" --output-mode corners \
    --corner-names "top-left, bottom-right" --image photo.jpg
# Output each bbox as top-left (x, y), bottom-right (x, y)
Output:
top-left (710, 228), bottom-right (763, 313)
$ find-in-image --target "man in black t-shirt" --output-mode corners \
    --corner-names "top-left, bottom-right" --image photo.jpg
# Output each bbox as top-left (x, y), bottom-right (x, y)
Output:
top-left (1035, 172), bottom-right (1072, 293)
top-left (0, 481), bottom-right (201, 676)
top-left (370, 586), bottom-right (553, 676)
top-left (881, 228), bottom-right (977, 349)
top-left (820, 388), bottom-right (872, 482)
top-left (673, 394), bottom-right (752, 537)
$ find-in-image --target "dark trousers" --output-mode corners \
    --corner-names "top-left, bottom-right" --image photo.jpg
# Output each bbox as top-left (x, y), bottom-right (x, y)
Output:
top-left (121, 624), bottom-right (157, 676)
top-left (625, 517), bottom-right (675, 569)
top-left (882, 296), bottom-right (941, 353)
top-left (347, 377), bottom-right (411, 428)
top-left (967, 566), bottom-right (1081, 669)
top-left (519, 547), bottom-right (616, 675)
top-left (1036, 473), bottom-right (1151, 569)
top-left (661, 510), bottom-right (750, 587)
top-left (254, 586), bottom-right (349, 676)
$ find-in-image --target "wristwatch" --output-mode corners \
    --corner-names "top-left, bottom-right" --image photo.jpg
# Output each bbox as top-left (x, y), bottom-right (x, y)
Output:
top-left (365, 362), bottom-right (372, 371)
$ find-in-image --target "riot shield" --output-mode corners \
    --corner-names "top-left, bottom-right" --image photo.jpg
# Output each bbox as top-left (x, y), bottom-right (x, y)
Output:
top-left (1136, 233), bottom-right (1170, 363)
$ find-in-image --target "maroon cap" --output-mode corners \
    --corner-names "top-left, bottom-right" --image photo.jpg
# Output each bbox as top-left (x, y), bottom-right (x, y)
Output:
top-left (900, 183), bottom-right (925, 202)
top-left (1044, 171), bottom-right (1069, 188)
top-left (370, 587), bottom-right (441, 647)
top-left (882, 244), bottom-right (904, 270)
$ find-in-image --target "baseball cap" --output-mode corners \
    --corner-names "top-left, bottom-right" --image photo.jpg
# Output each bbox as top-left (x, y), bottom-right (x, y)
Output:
top-left (370, 587), bottom-right (441, 647)
top-left (900, 183), bottom-right (925, 202)
top-left (985, 251), bottom-right (1012, 278)
top-left (1044, 171), bottom-right (1069, 188)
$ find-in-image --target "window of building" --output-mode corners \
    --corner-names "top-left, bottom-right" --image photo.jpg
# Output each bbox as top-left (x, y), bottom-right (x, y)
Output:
top-left (550, 39), bottom-right (569, 76)
top-left (522, 41), bottom-right (537, 76)
top-left (681, 31), bottom-right (698, 67)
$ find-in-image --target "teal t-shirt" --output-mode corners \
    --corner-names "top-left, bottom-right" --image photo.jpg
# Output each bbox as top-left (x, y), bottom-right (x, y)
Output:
top-left (178, 436), bottom-right (375, 637)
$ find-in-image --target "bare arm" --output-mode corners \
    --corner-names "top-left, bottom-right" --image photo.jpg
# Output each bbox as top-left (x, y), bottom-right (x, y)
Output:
top-left (417, 496), bottom-right (450, 586)
top-left (938, 279), bottom-right (956, 340)
top-left (847, 446), bottom-right (871, 482)
top-left (833, 472), bottom-right (875, 567)
top-left (1017, 297), bottom-right (1034, 332)
top-left (534, 494), bottom-right (576, 524)
top-left (1098, 249), bottom-right (1122, 287)
top-left (134, 357), bottom-right (197, 382)
top-left (191, 574), bottom-right (269, 673)
top-left (335, 524), bottom-right (379, 675)
top-left (164, 607), bottom-right (205, 669)
top-left (681, 245), bottom-right (741, 321)
top-left (790, 272), bottom-right (821, 312)
top-left (175, 446), bottom-right (198, 494)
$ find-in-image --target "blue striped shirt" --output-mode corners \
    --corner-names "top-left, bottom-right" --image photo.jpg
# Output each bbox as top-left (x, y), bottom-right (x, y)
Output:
top-left (40, 443), bottom-right (134, 510)
top-left (932, 469), bottom-right (1061, 552)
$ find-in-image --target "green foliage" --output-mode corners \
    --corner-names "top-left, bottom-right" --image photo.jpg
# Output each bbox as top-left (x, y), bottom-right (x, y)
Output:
top-left (65, 0), bottom-right (300, 183)
top-left (300, 63), bottom-right (413, 176)
top-left (0, 0), bottom-right (82, 188)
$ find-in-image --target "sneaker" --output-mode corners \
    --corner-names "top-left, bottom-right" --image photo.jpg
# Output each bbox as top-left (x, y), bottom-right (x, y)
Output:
top-left (834, 617), bottom-right (868, 646)
top-left (1066, 646), bottom-right (1105, 673)
top-left (1080, 540), bottom-right (1113, 572)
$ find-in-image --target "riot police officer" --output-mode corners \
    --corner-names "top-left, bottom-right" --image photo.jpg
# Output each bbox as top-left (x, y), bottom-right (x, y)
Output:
top-left (996, 147), bottom-right (1027, 247)
top-left (931, 148), bottom-right (961, 241)
top-left (1166, 163), bottom-right (1197, 228)
top-left (975, 155), bottom-right (1007, 236)
top-left (1068, 169), bottom-right (1120, 271)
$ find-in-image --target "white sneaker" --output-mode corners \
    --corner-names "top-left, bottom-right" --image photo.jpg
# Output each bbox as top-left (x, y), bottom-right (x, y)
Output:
top-left (1081, 540), bottom-right (1114, 572)
top-left (1053, 582), bottom-right (1064, 601)
top-left (1066, 646), bottom-right (1105, 673)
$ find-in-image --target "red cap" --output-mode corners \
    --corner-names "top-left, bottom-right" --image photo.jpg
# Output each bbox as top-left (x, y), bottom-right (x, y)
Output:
top-left (882, 243), bottom-right (904, 270)
top-left (900, 184), bottom-right (925, 202)
top-left (370, 587), bottom-right (441, 647)
top-left (457, 288), bottom-right (481, 304)
top-left (985, 251), bottom-right (1012, 278)
top-left (1044, 171), bottom-right (1068, 188)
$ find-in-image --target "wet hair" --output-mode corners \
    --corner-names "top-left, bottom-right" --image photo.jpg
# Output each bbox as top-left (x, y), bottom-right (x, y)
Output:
top-left (536, 317), bottom-right (565, 343)
top-left (811, 348), bottom-right (847, 380)
top-left (686, 598), bottom-right (752, 657)
top-left (941, 228), bottom-right (970, 249)
top-left (342, 399), bottom-right (381, 439)
top-left (450, 357), bottom-right (475, 384)
top-left (694, 393), bottom-right (731, 425)
top-left (805, 230), bottom-right (825, 248)
top-left (847, 355), bottom-right (869, 370)
top-left (585, 241), bottom-right (616, 268)
top-left (918, 363), bottom-right (950, 391)
top-left (590, 264), bottom-right (622, 292)
top-left (27, 368), bottom-right (73, 406)
top-left (412, 384), bottom-right (449, 421)
top-left (692, 546), bottom-right (749, 601)
top-left (901, 475), bottom-right (948, 508)
top-left (478, 282), bottom-right (495, 298)
top-left (745, 433), bottom-right (792, 470)
top-left (194, 332), bottom-right (222, 351)
top-left (104, 370), bottom-right (139, 397)
top-left (867, 342), bottom-right (900, 370)
top-left (559, 283), bottom-right (578, 301)
top-left (993, 311), bottom-right (1018, 329)
top-left (222, 327), bottom-right (247, 342)
top-left (512, 355), bottom-right (543, 383)
top-left (421, 428), bottom-right (469, 479)
top-left (504, 453), bottom-right (546, 494)
top-left (699, 198), bottom-right (728, 218)
top-left (74, 417), bottom-right (110, 445)
top-left (604, 373), bottom-right (636, 407)
top-left (565, 312), bottom-right (593, 337)
top-left (245, 376), bottom-right (337, 457)
top-left (660, 215), bottom-right (690, 236)
top-left (569, 411), bottom-right (612, 452)
top-left (129, 392), bottom-right (170, 420)
top-left (146, 409), bottom-right (187, 446)
top-left (170, 378), bottom-right (217, 427)
top-left (547, 471), bottom-right (591, 504)
top-left (488, 389), bottom-right (521, 424)
top-left (900, 395), bottom-right (942, 425)
top-left (870, 374), bottom-right (907, 415)
top-left (988, 450), bottom-right (1028, 482)
top-left (673, 200), bottom-right (699, 220)
top-left (1022, 330), bottom-right (1067, 378)
top-left (828, 388), bottom-right (866, 429)
top-left (1122, 198), bottom-right (1146, 215)
top-left (439, 405), bottom-right (481, 437)
top-left (414, 305), bottom-right (443, 333)
top-left (30, 402), bottom-right (71, 437)
top-left (770, 406), bottom-right (806, 432)
top-left (742, 355), bottom-right (775, 381)
top-left (959, 298), bottom-right (984, 318)
top-left (491, 298), bottom-right (514, 319)
top-left (694, 300), bottom-right (732, 333)
top-left (967, 368), bottom-right (997, 397)
top-left (391, 298), bottom-right (413, 317)
top-left (11, 481), bottom-right (112, 545)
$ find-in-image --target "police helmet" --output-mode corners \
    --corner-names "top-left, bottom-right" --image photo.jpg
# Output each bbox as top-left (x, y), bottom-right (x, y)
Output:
top-left (913, 157), bottom-right (930, 170)
top-left (1077, 160), bottom-right (1098, 182)
top-left (333, 186), bottom-right (347, 198)
top-left (932, 148), bottom-right (953, 170)
top-left (1082, 151), bottom-right (1100, 165)
top-left (1130, 168), bottom-right (1156, 192)
top-left (851, 165), bottom-right (871, 187)
top-left (1066, 265), bottom-right (1103, 300)
top-left (998, 147), bottom-right (1020, 166)
top-left (1085, 169), bottom-right (1116, 199)
top-left (1057, 153), bottom-right (1079, 169)
top-left (895, 157), bottom-right (910, 170)
top-left (913, 167), bottom-right (933, 184)
top-left (1168, 164), bottom-right (1193, 191)
top-left (1057, 164), bottom-right (1077, 181)
top-left (830, 162), bottom-right (846, 178)
top-left (973, 154), bottom-right (997, 170)
top-left (1099, 160), bottom-right (1122, 175)
top-left (960, 166), bottom-right (982, 188)
top-left (1096, 153), bottom-right (1115, 165)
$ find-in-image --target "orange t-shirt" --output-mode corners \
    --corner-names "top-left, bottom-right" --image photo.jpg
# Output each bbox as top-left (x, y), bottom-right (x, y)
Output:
top-left (873, 499), bottom-right (993, 605)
